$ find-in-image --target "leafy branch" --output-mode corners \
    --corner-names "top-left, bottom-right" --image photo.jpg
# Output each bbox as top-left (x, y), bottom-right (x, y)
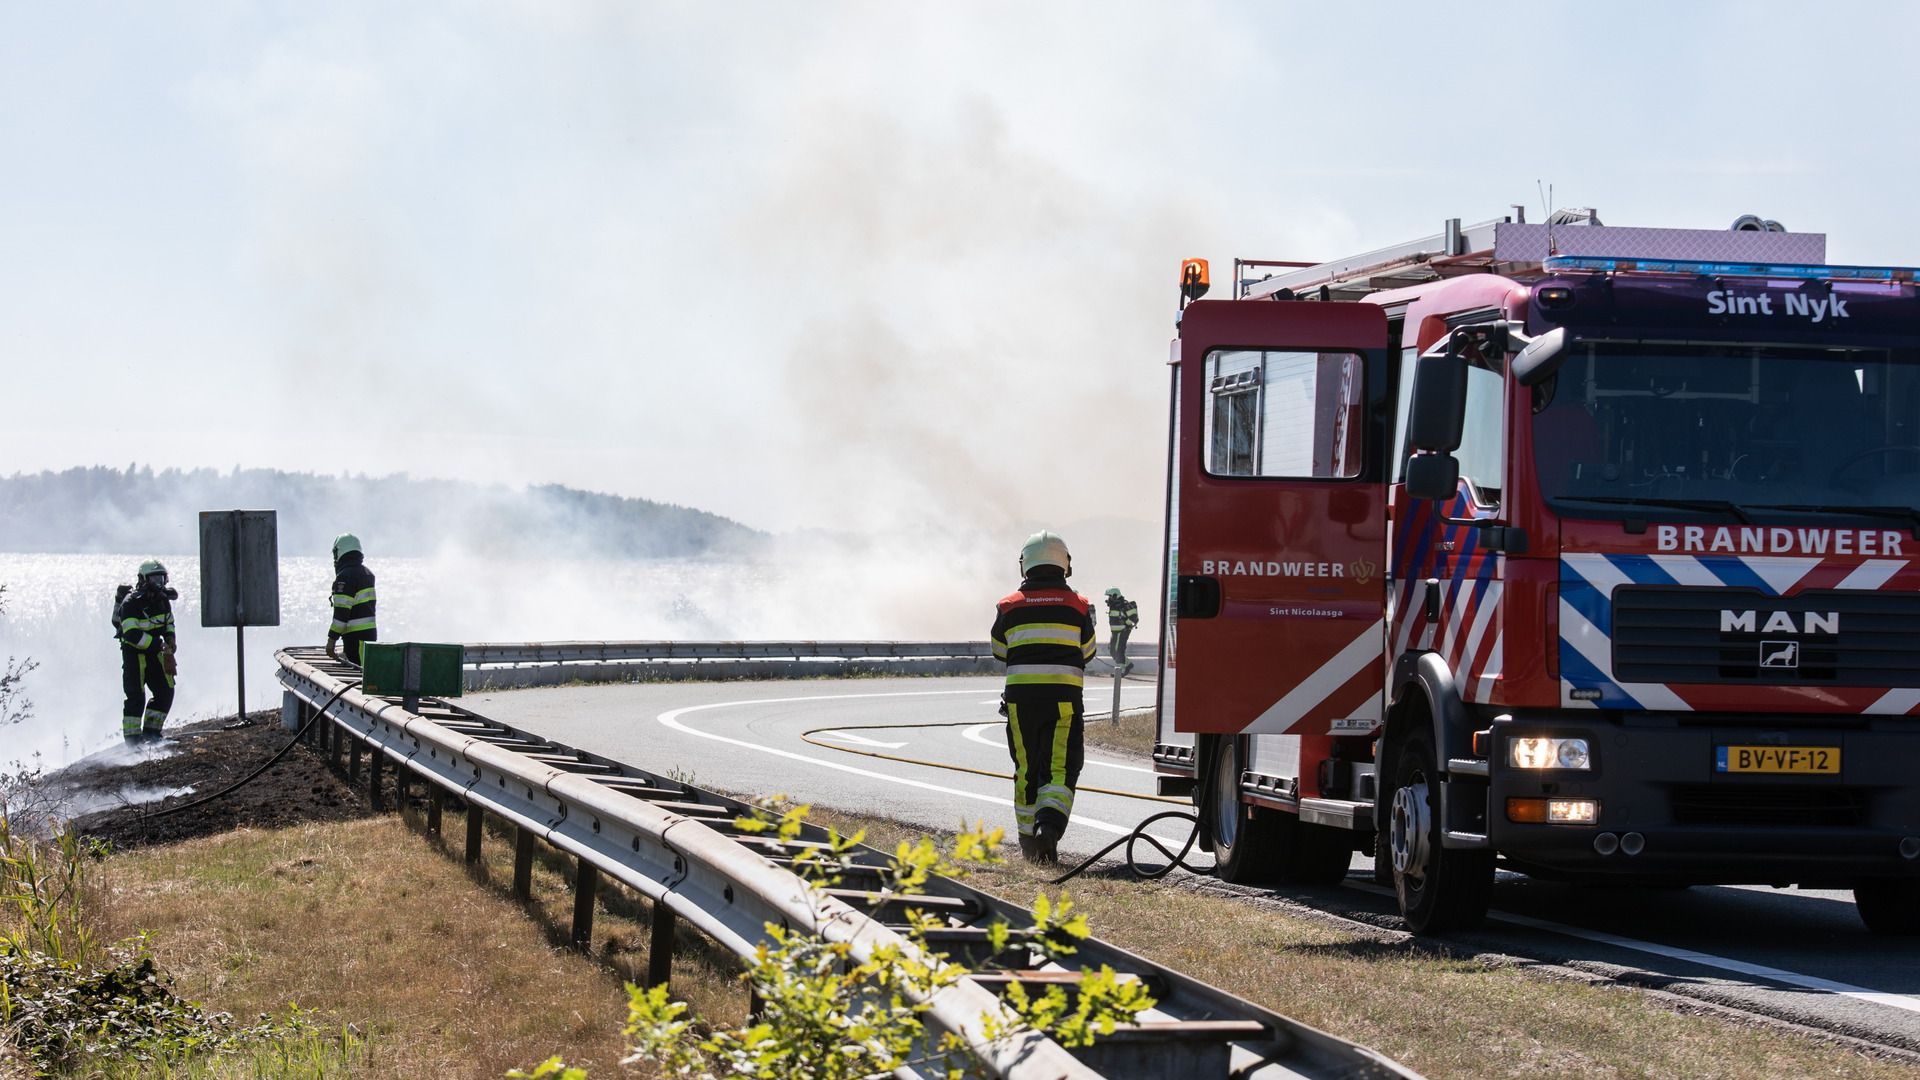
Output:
top-left (523, 798), bottom-right (1152, 1079)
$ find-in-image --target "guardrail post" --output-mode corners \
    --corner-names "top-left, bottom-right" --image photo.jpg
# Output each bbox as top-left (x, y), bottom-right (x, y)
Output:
top-left (395, 768), bottom-right (412, 817)
top-left (428, 786), bottom-right (445, 836)
top-left (571, 858), bottom-right (599, 952)
top-left (465, 802), bottom-right (484, 865)
top-left (347, 738), bottom-right (361, 782)
top-left (647, 903), bottom-right (675, 988)
top-left (513, 826), bottom-right (535, 901)
top-left (368, 748), bottom-right (385, 812)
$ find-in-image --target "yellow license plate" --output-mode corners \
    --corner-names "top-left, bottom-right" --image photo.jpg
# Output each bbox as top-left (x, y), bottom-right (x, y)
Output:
top-left (1716, 746), bottom-right (1841, 774)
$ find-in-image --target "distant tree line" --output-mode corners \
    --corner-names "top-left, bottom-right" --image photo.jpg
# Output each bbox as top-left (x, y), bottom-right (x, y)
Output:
top-left (0, 466), bottom-right (764, 560)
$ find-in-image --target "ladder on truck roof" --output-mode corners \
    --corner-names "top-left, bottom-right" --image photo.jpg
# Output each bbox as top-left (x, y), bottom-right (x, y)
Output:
top-left (1235, 210), bottom-right (1827, 303)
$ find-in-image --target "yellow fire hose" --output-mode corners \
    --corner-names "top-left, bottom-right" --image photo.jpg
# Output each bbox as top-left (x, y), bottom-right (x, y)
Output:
top-left (797, 719), bottom-right (1187, 805)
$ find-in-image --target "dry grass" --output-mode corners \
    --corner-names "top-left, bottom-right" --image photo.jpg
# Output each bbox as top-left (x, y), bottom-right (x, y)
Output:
top-left (805, 806), bottom-right (1914, 1080)
top-left (1081, 707), bottom-right (1155, 760)
top-left (93, 811), bottom-right (749, 1079)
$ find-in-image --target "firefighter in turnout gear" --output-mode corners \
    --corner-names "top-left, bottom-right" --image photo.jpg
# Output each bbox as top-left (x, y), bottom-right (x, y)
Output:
top-left (991, 531), bottom-right (1097, 864)
top-left (325, 533), bottom-right (377, 666)
top-left (1104, 587), bottom-right (1139, 676)
top-left (116, 560), bottom-right (178, 740)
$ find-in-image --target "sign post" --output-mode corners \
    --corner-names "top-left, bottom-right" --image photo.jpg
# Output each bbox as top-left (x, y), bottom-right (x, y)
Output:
top-left (199, 510), bottom-right (281, 723)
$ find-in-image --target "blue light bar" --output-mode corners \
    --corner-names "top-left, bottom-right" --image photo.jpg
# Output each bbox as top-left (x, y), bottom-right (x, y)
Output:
top-left (1543, 255), bottom-right (1919, 283)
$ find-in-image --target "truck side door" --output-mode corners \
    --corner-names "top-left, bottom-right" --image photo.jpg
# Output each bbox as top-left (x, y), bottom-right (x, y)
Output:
top-left (1166, 300), bottom-right (1391, 752)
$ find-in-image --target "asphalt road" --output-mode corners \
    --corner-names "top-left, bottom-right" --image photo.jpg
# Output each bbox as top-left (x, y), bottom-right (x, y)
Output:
top-left (470, 674), bottom-right (1920, 1055)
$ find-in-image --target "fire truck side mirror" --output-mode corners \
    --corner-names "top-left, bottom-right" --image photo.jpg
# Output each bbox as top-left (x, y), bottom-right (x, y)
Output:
top-left (1405, 452), bottom-right (1461, 501)
top-left (1513, 327), bottom-right (1570, 387)
top-left (1407, 348), bottom-right (1468, 453)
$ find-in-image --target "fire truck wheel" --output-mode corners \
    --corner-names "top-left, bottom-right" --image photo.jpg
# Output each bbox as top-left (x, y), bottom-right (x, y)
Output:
top-left (1853, 880), bottom-right (1920, 935)
top-left (1285, 823), bottom-right (1356, 887)
top-left (1371, 830), bottom-right (1394, 886)
top-left (1206, 737), bottom-right (1286, 884)
top-left (1388, 729), bottom-right (1494, 934)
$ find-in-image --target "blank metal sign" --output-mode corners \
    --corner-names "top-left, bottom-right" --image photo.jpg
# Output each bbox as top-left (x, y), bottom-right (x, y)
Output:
top-left (199, 509), bottom-right (281, 627)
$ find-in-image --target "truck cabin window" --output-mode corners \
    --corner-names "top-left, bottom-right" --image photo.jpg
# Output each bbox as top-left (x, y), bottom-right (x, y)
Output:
top-left (1203, 349), bottom-right (1364, 479)
top-left (1532, 343), bottom-right (1920, 508)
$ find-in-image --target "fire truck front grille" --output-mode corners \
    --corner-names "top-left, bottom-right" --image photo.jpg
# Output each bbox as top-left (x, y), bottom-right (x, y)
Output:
top-left (1669, 784), bottom-right (1871, 828)
top-left (1610, 586), bottom-right (1920, 688)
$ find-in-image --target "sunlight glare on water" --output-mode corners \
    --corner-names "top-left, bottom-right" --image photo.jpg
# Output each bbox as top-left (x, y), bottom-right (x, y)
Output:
top-left (0, 552), bottom-right (787, 769)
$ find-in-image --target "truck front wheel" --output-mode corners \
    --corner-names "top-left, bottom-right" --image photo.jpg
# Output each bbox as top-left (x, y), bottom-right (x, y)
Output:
top-left (1205, 737), bottom-right (1284, 883)
top-left (1854, 881), bottom-right (1920, 935)
top-left (1388, 729), bottom-right (1493, 933)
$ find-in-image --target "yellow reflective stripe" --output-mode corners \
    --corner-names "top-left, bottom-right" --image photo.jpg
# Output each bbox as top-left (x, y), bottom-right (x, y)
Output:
top-left (1008, 622), bottom-right (1082, 634)
top-left (1080, 639), bottom-right (1097, 660)
top-left (120, 616), bottom-right (154, 630)
top-left (1005, 673), bottom-right (1083, 687)
top-left (129, 632), bottom-right (154, 650)
top-left (1007, 622), bottom-right (1082, 642)
top-left (1051, 700), bottom-right (1073, 793)
top-left (339, 617), bottom-right (377, 633)
top-left (331, 594), bottom-right (355, 607)
top-left (353, 588), bottom-right (376, 603)
top-left (1007, 713), bottom-right (1030, 831)
top-left (991, 641), bottom-right (1008, 659)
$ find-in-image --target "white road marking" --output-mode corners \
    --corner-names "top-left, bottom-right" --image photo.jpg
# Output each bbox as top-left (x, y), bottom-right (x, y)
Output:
top-left (813, 730), bottom-right (908, 749)
top-left (961, 722), bottom-right (1159, 776)
top-left (1350, 882), bottom-right (1920, 1014)
top-left (657, 689), bottom-right (1185, 844)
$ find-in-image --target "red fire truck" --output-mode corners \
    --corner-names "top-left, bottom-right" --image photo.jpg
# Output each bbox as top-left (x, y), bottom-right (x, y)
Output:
top-left (1153, 211), bottom-right (1920, 933)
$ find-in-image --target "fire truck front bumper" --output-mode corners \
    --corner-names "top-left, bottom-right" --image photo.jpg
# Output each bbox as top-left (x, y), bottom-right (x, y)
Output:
top-left (1483, 715), bottom-right (1920, 887)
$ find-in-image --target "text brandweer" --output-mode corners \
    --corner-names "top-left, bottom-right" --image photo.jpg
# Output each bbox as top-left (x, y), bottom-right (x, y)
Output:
top-left (1655, 525), bottom-right (1906, 556)
top-left (1200, 559), bottom-right (1344, 578)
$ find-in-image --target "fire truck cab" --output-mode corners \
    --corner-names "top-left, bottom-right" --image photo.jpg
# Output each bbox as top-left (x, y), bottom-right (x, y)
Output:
top-left (1154, 211), bottom-right (1920, 933)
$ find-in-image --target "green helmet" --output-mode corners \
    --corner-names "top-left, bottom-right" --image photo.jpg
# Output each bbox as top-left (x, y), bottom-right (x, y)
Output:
top-left (137, 559), bottom-right (167, 580)
top-left (1105, 587), bottom-right (1122, 598)
top-left (1019, 530), bottom-right (1071, 576)
top-left (331, 533), bottom-right (362, 561)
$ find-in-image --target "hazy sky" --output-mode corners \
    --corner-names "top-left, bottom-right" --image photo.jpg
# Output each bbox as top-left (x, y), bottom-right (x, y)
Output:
top-left (6, 2), bottom-right (1917, 536)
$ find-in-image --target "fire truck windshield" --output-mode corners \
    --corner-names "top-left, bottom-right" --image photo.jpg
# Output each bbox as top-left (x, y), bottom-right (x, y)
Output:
top-left (1531, 341), bottom-right (1920, 515)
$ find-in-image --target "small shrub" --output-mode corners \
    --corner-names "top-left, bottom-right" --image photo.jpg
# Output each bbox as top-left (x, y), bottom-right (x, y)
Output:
top-left (527, 799), bottom-right (1153, 1079)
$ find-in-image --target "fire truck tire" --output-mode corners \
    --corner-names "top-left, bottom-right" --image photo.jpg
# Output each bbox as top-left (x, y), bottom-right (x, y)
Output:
top-left (1853, 880), bottom-right (1920, 935)
top-left (1285, 823), bottom-right (1356, 887)
top-left (1389, 729), bottom-right (1494, 934)
top-left (1206, 737), bottom-right (1285, 884)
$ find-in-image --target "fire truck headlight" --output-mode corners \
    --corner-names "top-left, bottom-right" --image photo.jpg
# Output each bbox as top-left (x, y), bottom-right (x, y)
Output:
top-left (1509, 737), bottom-right (1591, 770)
top-left (1556, 739), bottom-right (1591, 769)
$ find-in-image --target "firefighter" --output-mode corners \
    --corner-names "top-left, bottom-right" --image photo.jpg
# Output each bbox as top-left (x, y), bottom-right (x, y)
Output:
top-left (325, 533), bottom-right (377, 666)
top-left (991, 530), bottom-right (1097, 864)
top-left (1104, 587), bottom-right (1139, 676)
top-left (116, 559), bottom-right (178, 740)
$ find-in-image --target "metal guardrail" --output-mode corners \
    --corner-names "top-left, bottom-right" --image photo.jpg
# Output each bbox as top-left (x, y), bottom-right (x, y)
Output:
top-left (461, 640), bottom-right (1159, 692)
top-left (465, 640), bottom-right (1000, 664)
top-left (275, 645), bottom-right (1408, 1080)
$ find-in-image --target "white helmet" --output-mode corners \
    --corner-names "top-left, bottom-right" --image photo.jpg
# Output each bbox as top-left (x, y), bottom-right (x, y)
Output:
top-left (332, 533), bottom-right (363, 561)
top-left (1019, 530), bottom-right (1071, 576)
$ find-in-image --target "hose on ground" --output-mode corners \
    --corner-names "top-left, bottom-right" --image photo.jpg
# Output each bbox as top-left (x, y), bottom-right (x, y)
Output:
top-left (1046, 809), bottom-right (1211, 885)
top-left (143, 680), bottom-right (362, 820)
top-left (797, 717), bottom-right (1215, 881)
